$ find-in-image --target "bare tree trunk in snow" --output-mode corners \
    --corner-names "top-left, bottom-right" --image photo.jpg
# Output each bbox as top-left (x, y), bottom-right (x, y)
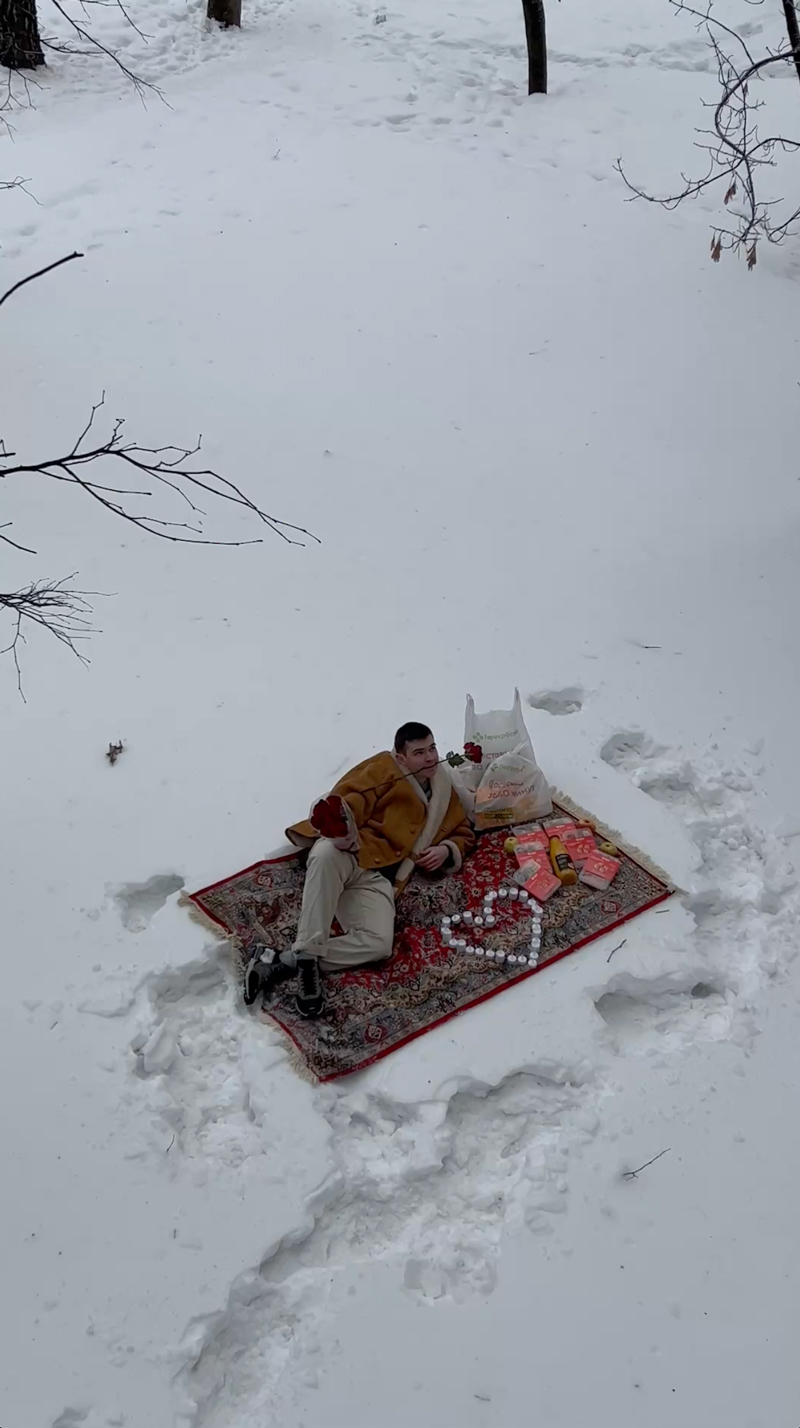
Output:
top-left (207, 0), bottom-right (241, 28)
top-left (782, 0), bottom-right (800, 86)
top-left (0, 0), bottom-right (45, 70)
top-left (521, 0), bottom-right (547, 95)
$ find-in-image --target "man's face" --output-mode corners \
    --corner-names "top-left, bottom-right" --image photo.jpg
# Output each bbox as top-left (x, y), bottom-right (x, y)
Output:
top-left (398, 734), bottom-right (439, 778)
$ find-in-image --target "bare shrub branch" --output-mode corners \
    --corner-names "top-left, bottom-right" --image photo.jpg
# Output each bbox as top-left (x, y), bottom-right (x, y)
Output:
top-left (617, 0), bottom-right (800, 264)
top-left (0, 65), bottom-right (42, 133)
top-left (46, 0), bottom-right (164, 99)
top-left (0, 575), bottom-right (98, 699)
top-left (1, 394), bottom-right (317, 547)
top-left (1, 252), bottom-right (316, 694)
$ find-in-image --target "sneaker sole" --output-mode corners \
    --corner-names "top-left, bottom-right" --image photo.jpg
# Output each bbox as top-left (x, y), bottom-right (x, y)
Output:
top-left (295, 997), bottom-right (325, 1019)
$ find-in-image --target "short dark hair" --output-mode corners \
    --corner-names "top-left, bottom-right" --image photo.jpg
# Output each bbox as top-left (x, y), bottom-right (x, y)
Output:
top-left (394, 721), bottom-right (433, 753)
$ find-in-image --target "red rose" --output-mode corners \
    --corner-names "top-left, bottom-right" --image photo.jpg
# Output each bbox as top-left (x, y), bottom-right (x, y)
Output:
top-left (464, 742), bottom-right (483, 764)
top-left (310, 794), bottom-right (349, 839)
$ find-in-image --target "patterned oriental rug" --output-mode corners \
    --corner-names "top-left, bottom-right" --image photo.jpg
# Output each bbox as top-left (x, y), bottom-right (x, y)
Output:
top-left (182, 798), bottom-right (673, 1082)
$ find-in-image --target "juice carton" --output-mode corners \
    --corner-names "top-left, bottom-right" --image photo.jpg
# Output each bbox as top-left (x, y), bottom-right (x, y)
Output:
top-left (548, 836), bottom-right (578, 886)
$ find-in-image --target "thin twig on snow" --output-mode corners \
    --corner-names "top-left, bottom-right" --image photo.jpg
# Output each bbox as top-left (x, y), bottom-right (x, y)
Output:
top-left (622, 1148), bottom-right (672, 1180)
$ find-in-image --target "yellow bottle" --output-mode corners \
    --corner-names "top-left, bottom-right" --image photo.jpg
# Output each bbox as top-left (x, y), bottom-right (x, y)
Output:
top-left (549, 836), bottom-right (577, 886)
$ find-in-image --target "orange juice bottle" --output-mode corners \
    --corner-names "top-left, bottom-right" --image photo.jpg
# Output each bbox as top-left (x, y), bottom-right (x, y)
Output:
top-left (549, 836), bottom-right (577, 886)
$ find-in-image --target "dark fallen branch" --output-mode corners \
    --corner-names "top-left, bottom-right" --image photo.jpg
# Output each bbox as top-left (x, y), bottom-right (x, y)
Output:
top-left (622, 1147), bottom-right (672, 1180)
top-left (606, 937), bottom-right (627, 963)
top-left (0, 250), bottom-right (83, 308)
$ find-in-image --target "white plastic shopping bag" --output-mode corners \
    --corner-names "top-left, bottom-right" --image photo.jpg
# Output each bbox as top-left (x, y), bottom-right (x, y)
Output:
top-left (466, 687), bottom-right (532, 764)
top-left (454, 689), bottom-right (552, 829)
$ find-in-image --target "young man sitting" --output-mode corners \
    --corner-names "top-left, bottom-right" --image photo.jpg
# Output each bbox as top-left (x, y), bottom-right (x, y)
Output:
top-left (245, 722), bottom-right (475, 1018)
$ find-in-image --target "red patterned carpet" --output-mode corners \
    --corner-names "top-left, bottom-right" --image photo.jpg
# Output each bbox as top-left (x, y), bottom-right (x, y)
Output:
top-left (185, 806), bottom-right (672, 1081)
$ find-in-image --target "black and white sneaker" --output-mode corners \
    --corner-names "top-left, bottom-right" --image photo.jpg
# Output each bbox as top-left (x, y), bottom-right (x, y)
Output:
top-left (295, 954), bottom-right (325, 1019)
top-left (243, 945), bottom-right (273, 1006)
top-left (243, 945), bottom-right (295, 1007)
top-left (260, 957), bottom-right (296, 1006)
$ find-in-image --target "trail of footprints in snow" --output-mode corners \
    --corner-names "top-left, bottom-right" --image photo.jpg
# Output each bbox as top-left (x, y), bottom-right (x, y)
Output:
top-left (594, 730), bottom-right (797, 1053)
top-left (127, 732), bottom-right (797, 1425)
top-left (177, 1071), bottom-right (592, 1425)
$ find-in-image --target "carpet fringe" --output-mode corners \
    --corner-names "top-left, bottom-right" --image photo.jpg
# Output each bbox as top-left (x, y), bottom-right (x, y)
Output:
top-left (258, 1012), bottom-right (320, 1085)
top-left (550, 787), bottom-right (676, 890)
top-left (177, 890), bottom-right (232, 943)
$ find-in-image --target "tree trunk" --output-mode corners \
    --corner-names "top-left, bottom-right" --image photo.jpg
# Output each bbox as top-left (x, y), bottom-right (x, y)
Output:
top-left (782, 0), bottom-right (800, 88)
top-left (207, 0), bottom-right (241, 27)
top-left (0, 0), bottom-right (45, 70)
top-left (521, 0), bottom-right (547, 95)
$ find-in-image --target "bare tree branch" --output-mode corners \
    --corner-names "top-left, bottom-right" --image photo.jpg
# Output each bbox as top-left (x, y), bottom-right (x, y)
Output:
top-left (46, 0), bottom-right (164, 100)
top-left (622, 1148), bottom-right (672, 1180)
top-left (0, 65), bottom-right (41, 134)
top-left (617, 1), bottom-right (800, 263)
top-left (0, 174), bottom-right (31, 192)
top-left (670, 0), bottom-right (757, 67)
top-left (64, 0), bottom-right (152, 44)
top-left (1, 184), bottom-right (315, 696)
top-left (42, 35), bottom-right (97, 54)
top-left (1, 395), bottom-right (317, 547)
top-left (0, 520), bottom-right (36, 553)
top-left (0, 575), bottom-right (98, 700)
top-left (0, 250), bottom-right (84, 308)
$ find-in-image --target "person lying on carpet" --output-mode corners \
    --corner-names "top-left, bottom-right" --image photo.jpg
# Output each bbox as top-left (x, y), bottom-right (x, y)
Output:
top-left (244, 721), bottom-right (475, 1019)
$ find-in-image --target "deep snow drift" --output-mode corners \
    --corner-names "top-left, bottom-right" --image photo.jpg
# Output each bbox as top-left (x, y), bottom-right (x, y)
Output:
top-left (3, 0), bottom-right (800, 1424)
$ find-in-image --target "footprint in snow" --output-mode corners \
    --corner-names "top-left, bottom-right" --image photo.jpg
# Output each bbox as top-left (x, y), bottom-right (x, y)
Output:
top-left (528, 685), bottom-right (585, 716)
top-left (112, 873), bottom-right (185, 933)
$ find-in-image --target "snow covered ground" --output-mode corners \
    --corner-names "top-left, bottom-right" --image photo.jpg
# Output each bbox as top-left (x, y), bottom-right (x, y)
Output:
top-left (3, 0), bottom-right (800, 1424)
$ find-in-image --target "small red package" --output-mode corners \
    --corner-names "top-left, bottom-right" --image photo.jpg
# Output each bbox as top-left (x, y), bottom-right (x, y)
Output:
top-left (543, 816), bottom-right (576, 842)
top-left (562, 825), bottom-right (597, 868)
top-left (579, 849), bottom-right (620, 891)
top-left (515, 827), bottom-right (550, 853)
top-left (515, 830), bottom-right (550, 876)
top-left (522, 855), bottom-right (562, 902)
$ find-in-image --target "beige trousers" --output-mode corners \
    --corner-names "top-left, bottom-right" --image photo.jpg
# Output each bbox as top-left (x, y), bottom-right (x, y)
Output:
top-left (293, 840), bottom-right (396, 971)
